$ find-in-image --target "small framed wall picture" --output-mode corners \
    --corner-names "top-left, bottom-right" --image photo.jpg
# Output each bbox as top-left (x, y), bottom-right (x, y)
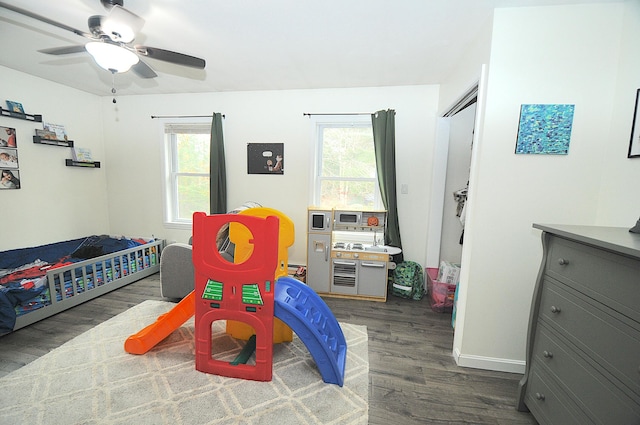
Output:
top-left (0, 126), bottom-right (17, 148)
top-left (0, 169), bottom-right (20, 190)
top-left (515, 104), bottom-right (575, 155)
top-left (0, 148), bottom-right (19, 168)
top-left (627, 88), bottom-right (640, 158)
top-left (247, 143), bottom-right (284, 174)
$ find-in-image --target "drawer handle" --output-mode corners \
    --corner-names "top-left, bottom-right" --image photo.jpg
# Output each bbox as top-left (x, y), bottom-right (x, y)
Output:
top-left (550, 306), bottom-right (561, 314)
top-left (558, 258), bottom-right (569, 266)
top-left (543, 350), bottom-right (554, 359)
top-left (535, 392), bottom-right (546, 401)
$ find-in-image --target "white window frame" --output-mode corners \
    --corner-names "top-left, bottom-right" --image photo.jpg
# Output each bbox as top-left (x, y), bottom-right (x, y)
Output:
top-left (309, 114), bottom-right (382, 209)
top-left (162, 119), bottom-right (211, 229)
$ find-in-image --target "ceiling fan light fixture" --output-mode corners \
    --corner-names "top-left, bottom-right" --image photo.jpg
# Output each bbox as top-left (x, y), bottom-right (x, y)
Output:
top-left (85, 41), bottom-right (139, 73)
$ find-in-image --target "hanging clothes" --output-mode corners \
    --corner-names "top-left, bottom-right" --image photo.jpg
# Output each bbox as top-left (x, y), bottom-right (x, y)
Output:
top-left (453, 186), bottom-right (468, 221)
top-left (453, 185), bottom-right (468, 245)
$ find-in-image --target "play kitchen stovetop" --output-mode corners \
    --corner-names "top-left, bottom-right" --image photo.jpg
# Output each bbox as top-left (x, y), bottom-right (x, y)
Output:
top-left (332, 242), bottom-right (365, 250)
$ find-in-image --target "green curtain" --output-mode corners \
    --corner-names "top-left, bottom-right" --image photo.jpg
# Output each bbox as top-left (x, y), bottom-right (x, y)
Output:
top-left (209, 112), bottom-right (227, 214)
top-left (372, 109), bottom-right (403, 262)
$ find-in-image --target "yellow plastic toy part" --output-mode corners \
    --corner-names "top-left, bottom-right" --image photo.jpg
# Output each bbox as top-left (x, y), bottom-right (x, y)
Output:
top-left (226, 207), bottom-right (295, 343)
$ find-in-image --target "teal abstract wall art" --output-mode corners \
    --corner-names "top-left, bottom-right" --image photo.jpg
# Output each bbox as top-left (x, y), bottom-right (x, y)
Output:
top-left (515, 104), bottom-right (575, 154)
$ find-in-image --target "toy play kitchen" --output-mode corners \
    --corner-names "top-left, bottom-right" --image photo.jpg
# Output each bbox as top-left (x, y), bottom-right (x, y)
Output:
top-left (306, 208), bottom-right (401, 301)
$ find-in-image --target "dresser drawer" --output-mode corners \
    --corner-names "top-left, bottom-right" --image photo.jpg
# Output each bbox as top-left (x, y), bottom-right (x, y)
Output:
top-left (546, 236), bottom-right (640, 323)
top-left (531, 321), bottom-right (640, 424)
top-left (539, 279), bottom-right (640, 398)
top-left (525, 366), bottom-right (594, 425)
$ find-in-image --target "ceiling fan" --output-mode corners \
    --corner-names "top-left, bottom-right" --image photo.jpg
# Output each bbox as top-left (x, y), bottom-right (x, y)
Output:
top-left (0, 0), bottom-right (206, 79)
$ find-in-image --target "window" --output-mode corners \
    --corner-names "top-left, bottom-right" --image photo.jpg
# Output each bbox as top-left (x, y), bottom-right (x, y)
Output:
top-left (163, 122), bottom-right (210, 226)
top-left (312, 116), bottom-right (381, 209)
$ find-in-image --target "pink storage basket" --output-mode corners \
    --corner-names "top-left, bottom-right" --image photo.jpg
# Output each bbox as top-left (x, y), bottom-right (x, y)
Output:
top-left (426, 267), bottom-right (457, 313)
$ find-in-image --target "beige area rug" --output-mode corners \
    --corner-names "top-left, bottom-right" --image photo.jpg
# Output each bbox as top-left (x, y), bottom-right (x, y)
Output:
top-left (0, 300), bottom-right (368, 425)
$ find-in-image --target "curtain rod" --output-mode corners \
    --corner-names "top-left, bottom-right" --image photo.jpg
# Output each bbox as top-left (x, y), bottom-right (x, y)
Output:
top-left (151, 114), bottom-right (225, 119)
top-left (303, 112), bottom-right (371, 117)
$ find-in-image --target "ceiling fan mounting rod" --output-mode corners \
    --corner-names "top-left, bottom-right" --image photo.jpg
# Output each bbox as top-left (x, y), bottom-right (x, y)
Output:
top-left (100, 0), bottom-right (124, 10)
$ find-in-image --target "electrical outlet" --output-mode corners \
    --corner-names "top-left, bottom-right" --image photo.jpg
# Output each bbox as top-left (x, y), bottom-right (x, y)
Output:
top-left (401, 184), bottom-right (409, 194)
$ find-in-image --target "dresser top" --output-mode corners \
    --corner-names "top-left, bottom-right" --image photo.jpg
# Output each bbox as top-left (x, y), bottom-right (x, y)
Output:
top-left (533, 224), bottom-right (640, 259)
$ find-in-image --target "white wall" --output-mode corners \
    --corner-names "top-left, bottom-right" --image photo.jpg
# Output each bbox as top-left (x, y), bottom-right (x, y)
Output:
top-left (100, 86), bottom-right (439, 265)
top-left (0, 66), bottom-right (108, 251)
top-left (452, 2), bottom-right (635, 372)
top-left (597, 0), bottom-right (640, 222)
top-left (437, 14), bottom-right (493, 115)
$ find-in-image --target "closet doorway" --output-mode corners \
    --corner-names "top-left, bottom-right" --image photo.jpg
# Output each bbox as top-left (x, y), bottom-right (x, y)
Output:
top-left (426, 79), bottom-right (481, 269)
top-left (439, 102), bottom-right (476, 265)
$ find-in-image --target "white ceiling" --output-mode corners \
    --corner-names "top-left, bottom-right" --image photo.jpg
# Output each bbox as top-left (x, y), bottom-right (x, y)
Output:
top-left (0, 0), bottom-right (624, 96)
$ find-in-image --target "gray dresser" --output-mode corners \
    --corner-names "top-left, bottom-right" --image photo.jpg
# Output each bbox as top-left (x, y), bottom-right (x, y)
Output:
top-left (517, 224), bottom-right (640, 424)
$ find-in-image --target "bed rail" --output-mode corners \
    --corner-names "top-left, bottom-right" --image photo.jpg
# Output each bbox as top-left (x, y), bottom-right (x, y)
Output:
top-left (13, 239), bottom-right (165, 330)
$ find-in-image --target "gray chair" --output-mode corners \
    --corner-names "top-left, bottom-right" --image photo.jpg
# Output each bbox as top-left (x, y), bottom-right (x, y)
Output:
top-left (159, 243), bottom-right (195, 299)
top-left (159, 239), bottom-right (235, 299)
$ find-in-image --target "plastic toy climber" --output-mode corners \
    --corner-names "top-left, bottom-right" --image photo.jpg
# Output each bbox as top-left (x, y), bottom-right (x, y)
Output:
top-left (124, 210), bottom-right (347, 386)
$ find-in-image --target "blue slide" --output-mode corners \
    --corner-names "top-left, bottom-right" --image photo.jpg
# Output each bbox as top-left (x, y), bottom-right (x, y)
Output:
top-left (274, 276), bottom-right (347, 387)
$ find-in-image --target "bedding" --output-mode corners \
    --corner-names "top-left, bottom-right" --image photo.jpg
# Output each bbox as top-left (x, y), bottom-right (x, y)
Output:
top-left (0, 235), bottom-right (163, 335)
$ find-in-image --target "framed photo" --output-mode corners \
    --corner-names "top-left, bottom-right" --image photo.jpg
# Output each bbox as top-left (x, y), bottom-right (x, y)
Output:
top-left (0, 169), bottom-right (20, 190)
top-left (0, 126), bottom-right (17, 148)
top-left (247, 143), bottom-right (284, 174)
top-left (5, 100), bottom-right (24, 114)
top-left (0, 148), bottom-right (19, 168)
top-left (628, 89), bottom-right (640, 158)
top-left (515, 104), bottom-right (575, 155)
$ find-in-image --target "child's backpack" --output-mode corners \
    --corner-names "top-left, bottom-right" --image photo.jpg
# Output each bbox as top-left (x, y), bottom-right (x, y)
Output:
top-left (391, 261), bottom-right (425, 300)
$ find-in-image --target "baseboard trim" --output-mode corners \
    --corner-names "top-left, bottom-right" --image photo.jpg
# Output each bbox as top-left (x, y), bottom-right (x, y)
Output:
top-left (453, 347), bottom-right (526, 374)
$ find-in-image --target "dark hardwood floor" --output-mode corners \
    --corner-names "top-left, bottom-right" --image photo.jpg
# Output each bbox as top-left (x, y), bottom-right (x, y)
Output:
top-left (0, 273), bottom-right (535, 424)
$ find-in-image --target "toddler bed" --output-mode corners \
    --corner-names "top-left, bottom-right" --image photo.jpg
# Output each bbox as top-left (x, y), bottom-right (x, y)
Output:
top-left (0, 235), bottom-right (164, 335)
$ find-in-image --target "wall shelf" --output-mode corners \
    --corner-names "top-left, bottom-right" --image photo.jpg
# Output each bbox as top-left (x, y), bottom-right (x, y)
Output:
top-left (65, 159), bottom-right (100, 168)
top-left (1, 107), bottom-right (42, 122)
top-left (33, 135), bottom-right (74, 147)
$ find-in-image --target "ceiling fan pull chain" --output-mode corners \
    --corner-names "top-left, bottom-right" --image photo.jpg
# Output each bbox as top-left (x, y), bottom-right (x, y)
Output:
top-left (111, 70), bottom-right (117, 103)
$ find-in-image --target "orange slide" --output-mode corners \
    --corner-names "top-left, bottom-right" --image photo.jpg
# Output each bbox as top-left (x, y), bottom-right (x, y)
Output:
top-left (124, 291), bottom-right (195, 355)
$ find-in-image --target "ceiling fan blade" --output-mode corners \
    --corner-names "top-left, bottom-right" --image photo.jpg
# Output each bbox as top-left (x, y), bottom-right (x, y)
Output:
top-left (38, 45), bottom-right (88, 55)
top-left (131, 60), bottom-right (157, 79)
top-left (0, 1), bottom-right (92, 39)
top-left (135, 45), bottom-right (206, 69)
top-left (108, 5), bottom-right (144, 34)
